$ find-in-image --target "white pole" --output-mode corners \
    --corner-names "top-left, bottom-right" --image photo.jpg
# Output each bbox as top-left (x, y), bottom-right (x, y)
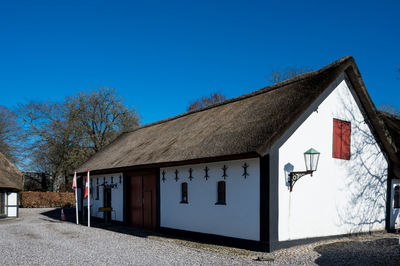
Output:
top-left (88, 170), bottom-right (91, 227)
top-left (74, 171), bottom-right (79, 225)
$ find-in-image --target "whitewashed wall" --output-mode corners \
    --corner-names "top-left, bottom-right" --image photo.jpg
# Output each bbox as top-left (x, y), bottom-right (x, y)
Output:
top-left (274, 74), bottom-right (388, 241)
top-left (390, 179), bottom-right (400, 229)
top-left (160, 158), bottom-right (260, 241)
top-left (7, 192), bottom-right (18, 217)
top-left (82, 173), bottom-right (124, 222)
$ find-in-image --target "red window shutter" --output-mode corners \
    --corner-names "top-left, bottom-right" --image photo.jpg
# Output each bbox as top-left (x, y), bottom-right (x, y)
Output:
top-left (333, 119), bottom-right (351, 160)
top-left (341, 121), bottom-right (351, 160)
top-left (333, 119), bottom-right (342, 158)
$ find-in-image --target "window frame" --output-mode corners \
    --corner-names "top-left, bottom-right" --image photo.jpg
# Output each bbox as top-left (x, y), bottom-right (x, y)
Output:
top-left (215, 181), bottom-right (226, 205)
top-left (180, 182), bottom-right (188, 204)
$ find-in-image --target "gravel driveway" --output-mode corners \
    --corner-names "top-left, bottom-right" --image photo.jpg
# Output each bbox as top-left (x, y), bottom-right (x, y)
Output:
top-left (0, 208), bottom-right (399, 265)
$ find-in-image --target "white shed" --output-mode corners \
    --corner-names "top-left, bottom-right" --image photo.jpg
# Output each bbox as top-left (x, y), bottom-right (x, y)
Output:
top-left (0, 152), bottom-right (22, 218)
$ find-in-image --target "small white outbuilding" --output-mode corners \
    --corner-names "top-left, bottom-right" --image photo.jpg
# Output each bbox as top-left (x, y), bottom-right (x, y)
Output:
top-left (0, 152), bottom-right (22, 218)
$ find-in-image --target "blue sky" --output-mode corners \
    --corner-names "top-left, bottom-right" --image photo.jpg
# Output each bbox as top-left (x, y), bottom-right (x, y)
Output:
top-left (0, 0), bottom-right (399, 124)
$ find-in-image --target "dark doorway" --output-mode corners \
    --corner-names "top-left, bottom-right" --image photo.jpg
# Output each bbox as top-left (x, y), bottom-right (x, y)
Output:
top-left (0, 192), bottom-right (5, 217)
top-left (127, 172), bottom-right (157, 230)
top-left (104, 187), bottom-right (112, 222)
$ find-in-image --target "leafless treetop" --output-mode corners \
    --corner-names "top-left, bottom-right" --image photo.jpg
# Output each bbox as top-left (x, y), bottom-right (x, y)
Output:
top-left (187, 92), bottom-right (227, 111)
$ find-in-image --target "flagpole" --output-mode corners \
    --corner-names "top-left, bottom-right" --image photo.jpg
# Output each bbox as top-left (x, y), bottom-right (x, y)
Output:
top-left (74, 171), bottom-right (79, 225)
top-left (88, 170), bottom-right (91, 227)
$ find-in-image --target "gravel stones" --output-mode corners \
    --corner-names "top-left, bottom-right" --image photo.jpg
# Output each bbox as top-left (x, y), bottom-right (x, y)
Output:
top-left (0, 208), bottom-right (399, 265)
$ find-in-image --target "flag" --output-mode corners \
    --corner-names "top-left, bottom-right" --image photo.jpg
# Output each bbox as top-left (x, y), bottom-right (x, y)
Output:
top-left (73, 170), bottom-right (79, 225)
top-left (84, 171), bottom-right (89, 198)
top-left (72, 171), bottom-right (77, 193)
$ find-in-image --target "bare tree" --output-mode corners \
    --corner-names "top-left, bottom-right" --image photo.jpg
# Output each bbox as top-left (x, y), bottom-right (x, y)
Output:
top-left (76, 88), bottom-right (139, 152)
top-left (17, 87), bottom-right (139, 191)
top-left (17, 99), bottom-right (85, 190)
top-left (268, 66), bottom-right (312, 84)
top-left (378, 104), bottom-right (399, 116)
top-left (187, 92), bottom-right (227, 111)
top-left (0, 106), bottom-right (23, 163)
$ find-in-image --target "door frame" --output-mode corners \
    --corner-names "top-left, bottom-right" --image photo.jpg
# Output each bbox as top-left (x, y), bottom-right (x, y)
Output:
top-left (124, 169), bottom-right (160, 230)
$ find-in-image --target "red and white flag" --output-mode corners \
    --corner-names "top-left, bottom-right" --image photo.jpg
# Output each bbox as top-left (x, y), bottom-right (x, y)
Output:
top-left (84, 171), bottom-right (90, 198)
top-left (72, 171), bottom-right (77, 193)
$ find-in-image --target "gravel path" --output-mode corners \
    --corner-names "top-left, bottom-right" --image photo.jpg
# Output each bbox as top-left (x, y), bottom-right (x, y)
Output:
top-left (0, 208), bottom-right (254, 265)
top-left (0, 208), bottom-right (399, 265)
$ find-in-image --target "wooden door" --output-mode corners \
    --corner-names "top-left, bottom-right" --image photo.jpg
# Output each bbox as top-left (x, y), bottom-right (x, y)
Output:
top-left (128, 172), bottom-right (157, 230)
top-left (143, 174), bottom-right (156, 230)
top-left (143, 191), bottom-right (152, 230)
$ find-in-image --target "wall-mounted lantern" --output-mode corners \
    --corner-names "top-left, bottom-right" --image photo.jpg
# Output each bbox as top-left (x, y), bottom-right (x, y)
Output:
top-left (289, 148), bottom-right (320, 192)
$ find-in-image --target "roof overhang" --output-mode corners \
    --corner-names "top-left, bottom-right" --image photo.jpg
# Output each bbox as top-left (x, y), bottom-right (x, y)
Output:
top-left (75, 152), bottom-right (259, 176)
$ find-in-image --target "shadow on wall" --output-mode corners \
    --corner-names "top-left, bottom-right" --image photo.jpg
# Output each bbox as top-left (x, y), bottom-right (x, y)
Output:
top-left (284, 163), bottom-right (294, 188)
top-left (313, 238), bottom-right (400, 265)
top-left (335, 89), bottom-right (387, 232)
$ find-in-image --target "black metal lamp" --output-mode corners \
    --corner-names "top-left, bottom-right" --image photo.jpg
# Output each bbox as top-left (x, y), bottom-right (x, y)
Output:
top-left (289, 148), bottom-right (320, 192)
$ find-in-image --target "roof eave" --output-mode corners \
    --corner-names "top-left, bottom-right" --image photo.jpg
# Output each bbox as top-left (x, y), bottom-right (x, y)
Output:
top-left (75, 152), bottom-right (260, 176)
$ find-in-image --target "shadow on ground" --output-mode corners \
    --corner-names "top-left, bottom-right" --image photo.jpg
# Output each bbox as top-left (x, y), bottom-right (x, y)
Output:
top-left (38, 208), bottom-right (252, 250)
top-left (314, 238), bottom-right (400, 265)
top-left (39, 208), bottom-right (159, 237)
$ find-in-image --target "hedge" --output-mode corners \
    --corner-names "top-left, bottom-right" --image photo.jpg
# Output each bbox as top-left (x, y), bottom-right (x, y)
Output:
top-left (20, 192), bottom-right (75, 208)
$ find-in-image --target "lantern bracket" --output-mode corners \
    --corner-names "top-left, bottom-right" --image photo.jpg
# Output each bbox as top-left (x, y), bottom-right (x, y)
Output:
top-left (288, 170), bottom-right (314, 192)
top-left (102, 183), bottom-right (117, 189)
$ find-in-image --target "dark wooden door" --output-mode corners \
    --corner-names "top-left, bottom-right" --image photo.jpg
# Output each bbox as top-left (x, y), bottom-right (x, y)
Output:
top-left (143, 191), bottom-right (152, 230)
top-left (128, 173), bottom-right (157, 230)
top-left (130, 175), bottom-right (143, 228)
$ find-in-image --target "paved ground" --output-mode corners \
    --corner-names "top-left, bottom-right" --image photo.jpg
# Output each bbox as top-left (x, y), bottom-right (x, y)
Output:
top-left (0, 208), bottom-right (400, 265)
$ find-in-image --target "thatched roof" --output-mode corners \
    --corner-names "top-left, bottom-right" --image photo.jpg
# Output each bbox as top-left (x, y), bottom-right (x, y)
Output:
top-left (378, 111), bottom-right (400, 177)
top-left (0, 152), bottom-right (22, 191)
top-left (77, 56), bottom-right (392, 175)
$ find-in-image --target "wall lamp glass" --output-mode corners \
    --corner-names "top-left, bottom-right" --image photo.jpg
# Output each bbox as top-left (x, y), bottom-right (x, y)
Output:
top-left (289, 148), bottom-right (320, 192)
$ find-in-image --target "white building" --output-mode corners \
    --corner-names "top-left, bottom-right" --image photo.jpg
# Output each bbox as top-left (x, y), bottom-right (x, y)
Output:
top-left (0, 152), bottom-right (22, 218)
top-left (76, 56), bottom-right (398, 251)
